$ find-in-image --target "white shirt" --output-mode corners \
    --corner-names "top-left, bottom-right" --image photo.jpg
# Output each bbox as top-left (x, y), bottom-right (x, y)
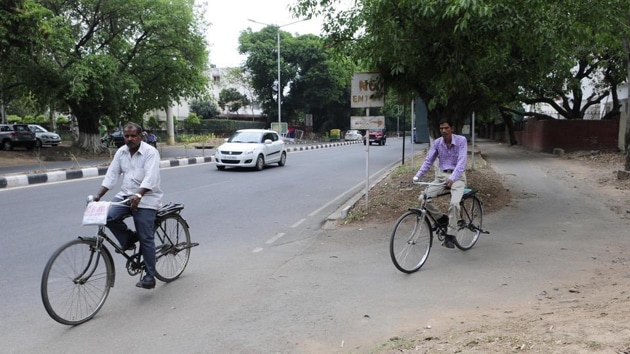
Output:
top-left (102, 141), bottom-right (163, 209)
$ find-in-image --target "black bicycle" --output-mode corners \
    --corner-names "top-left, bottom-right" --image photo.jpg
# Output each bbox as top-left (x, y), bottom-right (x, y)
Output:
top-left (390, 181), bottom-right (489, 273)
top-left (41, 198), bottom-right (198, 325)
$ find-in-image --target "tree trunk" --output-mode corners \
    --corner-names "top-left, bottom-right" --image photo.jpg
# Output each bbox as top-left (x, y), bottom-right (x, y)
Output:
top-left (74, 113), bottom-right (104, 153)
top-left (623, 32), bottom-right (630, 170)
top-left (500, 111), bottom-right (518, 145)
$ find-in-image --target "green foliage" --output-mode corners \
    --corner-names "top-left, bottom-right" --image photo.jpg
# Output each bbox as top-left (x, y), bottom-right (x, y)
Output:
top-left (292, 0), bottom-right (630, 127)
top-left (198, 119), bottom-right (265, 135)
top-left (7, 115), bottom-right (22, 123)
top-left (239, 28), bottom-right (353, 131)
top-left (218, 88), bottom-right (250, 113)
top-left (1, 0), bottom-right (210, 151)
top-left (190, 100), bottom-right (221, 119)
top-left (145, 116), bottom-right (161, 131)
top-left (187, 113), bottom-right (200, 125)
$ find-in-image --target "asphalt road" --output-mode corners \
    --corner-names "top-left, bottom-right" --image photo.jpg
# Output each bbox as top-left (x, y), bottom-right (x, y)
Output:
top-left (0, 137), bottom-right (430, 353)
top-left (1, 139), bottom-right (626, 353)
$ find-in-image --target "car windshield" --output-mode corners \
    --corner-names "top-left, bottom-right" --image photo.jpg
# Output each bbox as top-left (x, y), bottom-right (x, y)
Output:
top-left (228, 131), bottom-right (263, 143)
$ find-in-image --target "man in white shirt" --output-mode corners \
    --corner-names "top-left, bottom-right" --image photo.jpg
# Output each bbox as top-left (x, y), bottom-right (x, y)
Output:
top-left (93, 122), bottom-right (163, 289)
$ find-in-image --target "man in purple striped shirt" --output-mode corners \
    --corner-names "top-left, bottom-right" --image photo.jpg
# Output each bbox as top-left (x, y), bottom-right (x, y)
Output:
top-left (413, 118), bottom-right (467, 248)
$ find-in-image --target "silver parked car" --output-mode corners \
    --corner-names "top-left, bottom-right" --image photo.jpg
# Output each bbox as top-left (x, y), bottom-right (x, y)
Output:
top-left (214, 129), bottom-right (287, 171)
top-left (344, 129), bottom-right (363, 141)
top-left (29, 124), bottom-right (62, 148)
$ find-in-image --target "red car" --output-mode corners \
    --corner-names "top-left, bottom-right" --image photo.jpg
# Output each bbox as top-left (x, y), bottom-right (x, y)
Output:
top-left (364, 129), bottom-right (387, 146)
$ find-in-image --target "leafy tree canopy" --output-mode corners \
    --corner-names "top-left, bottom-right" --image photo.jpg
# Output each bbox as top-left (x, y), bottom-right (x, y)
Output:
top-left (2, 0), bottom-right (209, 151)
top-left (238, 27), bottom-right (353, 131)
top-left (292, 0), bottom-right (630, 133)
top-left (218, 88), bottom-right (250, 113)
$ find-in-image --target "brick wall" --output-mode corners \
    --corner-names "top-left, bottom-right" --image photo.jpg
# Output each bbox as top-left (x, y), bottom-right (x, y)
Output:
top-left (512, 119), bottom-right (619, 153)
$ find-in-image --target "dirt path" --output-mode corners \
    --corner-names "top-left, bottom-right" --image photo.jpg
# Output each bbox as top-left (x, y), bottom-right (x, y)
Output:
top-left (374, 146), bottom-right (630, 353)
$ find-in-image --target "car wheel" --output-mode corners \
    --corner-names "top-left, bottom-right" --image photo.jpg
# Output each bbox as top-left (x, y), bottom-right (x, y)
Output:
top-left (216, 165), bottom-right (225, 170)
top-left (278, 151), bottom-right (286, 167)
top-left (255, 154), bottom-right (264, 171)
top-left (2, 140), bottom-right (13, 151)
top-left (35, 139), bottom-right (42, 149)
top-left (26, 142), bottom-right (35, 150)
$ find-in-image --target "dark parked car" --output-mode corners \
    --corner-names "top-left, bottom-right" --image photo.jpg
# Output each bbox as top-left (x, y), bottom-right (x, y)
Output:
top-left (0, 124), bottom-right (36, 150)
top-left (102, 130), bottom-right (125, 148)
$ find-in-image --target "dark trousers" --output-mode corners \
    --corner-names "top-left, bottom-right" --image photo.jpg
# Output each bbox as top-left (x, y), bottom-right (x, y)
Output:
top-left (106, 197), bottom-right (157, 278)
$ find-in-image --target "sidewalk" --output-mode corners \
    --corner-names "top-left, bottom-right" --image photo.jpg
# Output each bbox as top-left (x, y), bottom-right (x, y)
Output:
top-left (0, 140), bottom-right (360, 189)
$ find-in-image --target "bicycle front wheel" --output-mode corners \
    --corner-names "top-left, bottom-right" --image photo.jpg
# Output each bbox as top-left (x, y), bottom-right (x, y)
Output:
top-left (154, 215), bottom-right (191, 282)
top-left (455, 196), bottom-right (483, 250)
top-left (41, 239), bottom-right (114, 325)
top-left (390, 210), bottom-right (433, 273)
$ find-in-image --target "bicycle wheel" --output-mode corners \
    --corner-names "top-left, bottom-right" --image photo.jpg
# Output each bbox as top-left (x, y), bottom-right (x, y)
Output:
top-left (455, 196), bottom-right (483, 250)
top-left (154, 215), bottom-right (191, 282)
top-left (390, 210), bottom-right (433, 273)
top-left (41, 239), bottom-right (114, 325)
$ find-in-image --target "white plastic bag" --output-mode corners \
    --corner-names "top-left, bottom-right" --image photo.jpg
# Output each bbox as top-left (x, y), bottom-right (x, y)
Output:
top-left (82, 201), bottom-right (111, 226)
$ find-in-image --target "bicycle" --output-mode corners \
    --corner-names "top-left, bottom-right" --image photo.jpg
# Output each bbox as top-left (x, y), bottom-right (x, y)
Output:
top-left (40, 198), bottom-right (199, 325)
top-left (389, 180), bottom-right (489, 273)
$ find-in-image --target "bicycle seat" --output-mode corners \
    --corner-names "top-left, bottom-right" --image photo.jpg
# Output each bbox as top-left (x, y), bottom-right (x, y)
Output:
top-left (156, 202), bottom-right (184, 217)
top-left (463, 188), bottom-right (477, 197)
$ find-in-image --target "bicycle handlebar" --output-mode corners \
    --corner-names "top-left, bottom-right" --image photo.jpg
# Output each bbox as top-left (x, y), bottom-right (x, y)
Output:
top-left (86, 195), bottom-right (130, 206)
top-left (412, 180), bottom-right (445, 186)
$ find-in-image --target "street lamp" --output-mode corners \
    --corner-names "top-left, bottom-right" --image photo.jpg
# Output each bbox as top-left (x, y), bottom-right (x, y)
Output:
top-left (247, 18), bottom-right (310, 127)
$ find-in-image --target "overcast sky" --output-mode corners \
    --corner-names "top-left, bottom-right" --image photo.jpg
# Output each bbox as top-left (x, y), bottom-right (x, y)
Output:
top-left (203, 0), bottom-right (324, 68)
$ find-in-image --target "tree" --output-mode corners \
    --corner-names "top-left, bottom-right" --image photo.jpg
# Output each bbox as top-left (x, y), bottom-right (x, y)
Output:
top-left (218, 88), bottom-right (250, 114)
top-left (221, 68), bottom-right (258, 115)
top-left (0, 0), bottom-right (53, 123)
top-left (292, 0), bottom-right (630, 141)
top-left (9, 0), bottom-right (209, 152)
top-left (190, 99), bottom-right (220, 119)
top-left (239, 27), bottom-right (352, 131)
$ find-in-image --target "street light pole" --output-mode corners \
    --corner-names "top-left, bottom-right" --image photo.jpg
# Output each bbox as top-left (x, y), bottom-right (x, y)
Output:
top-left (248, 18), bottom-right (310, 128)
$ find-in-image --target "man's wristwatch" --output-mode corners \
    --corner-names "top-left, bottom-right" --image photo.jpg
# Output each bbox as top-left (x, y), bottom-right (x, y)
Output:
top-left (135, 193), bottom-right (143, 199)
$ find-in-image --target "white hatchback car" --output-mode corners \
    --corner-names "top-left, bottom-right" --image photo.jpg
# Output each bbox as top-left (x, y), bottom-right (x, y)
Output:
top-left (344, 129), bottom-right (362, 141)
top-left (214, 129), bottom-right (287, 171)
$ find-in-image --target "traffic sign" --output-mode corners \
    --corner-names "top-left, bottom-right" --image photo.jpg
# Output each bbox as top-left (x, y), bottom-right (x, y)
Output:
top-left (350, 116), bottom-right (385, 130)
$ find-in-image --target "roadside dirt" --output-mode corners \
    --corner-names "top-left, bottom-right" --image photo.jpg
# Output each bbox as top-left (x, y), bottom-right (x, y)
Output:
top-left (343, 146), bottom-right (630, 353)
top-left (0, 143), bottom-right (112, 168)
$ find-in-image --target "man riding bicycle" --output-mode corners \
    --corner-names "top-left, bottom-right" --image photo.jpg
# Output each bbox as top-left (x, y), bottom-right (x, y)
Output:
top-left (413, 118), bottom-right (467, 249)
top-left (92, 122), bottom-right (163, 289)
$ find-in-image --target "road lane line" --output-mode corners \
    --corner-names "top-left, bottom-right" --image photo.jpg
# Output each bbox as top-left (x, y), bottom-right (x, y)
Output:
top-left (266, 232), bottom-right (286, 244)
top-left (291, 219), bottom-right (306, 228)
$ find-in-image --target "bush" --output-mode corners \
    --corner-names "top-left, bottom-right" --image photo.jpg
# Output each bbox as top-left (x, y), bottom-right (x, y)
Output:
top-left (7, 115), bottom-right (22, 123)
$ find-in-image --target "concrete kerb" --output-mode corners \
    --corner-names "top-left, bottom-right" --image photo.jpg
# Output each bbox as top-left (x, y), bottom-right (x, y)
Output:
top-left (0, 140), bottom-right (361, 189)
top-left (322, 159), bottom-right (402, 229)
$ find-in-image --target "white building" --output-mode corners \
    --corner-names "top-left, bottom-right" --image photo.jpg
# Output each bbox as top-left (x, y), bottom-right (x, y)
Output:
top-left (146, 66), bottom-right (262, 124)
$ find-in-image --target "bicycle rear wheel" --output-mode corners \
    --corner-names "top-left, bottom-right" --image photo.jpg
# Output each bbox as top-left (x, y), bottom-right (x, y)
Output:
top-left (41, 239), bottom-right (114, 325)
top-left (154, 215), bottom-right (191, 282)
top-left (390, 210), bottom-right (433, 273)
top-left (455, 196), bottom-right (483, 250)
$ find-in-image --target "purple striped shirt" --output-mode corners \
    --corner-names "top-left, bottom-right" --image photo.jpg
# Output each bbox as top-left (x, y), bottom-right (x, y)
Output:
top-left (415, 134), bottom-right (467, 181)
